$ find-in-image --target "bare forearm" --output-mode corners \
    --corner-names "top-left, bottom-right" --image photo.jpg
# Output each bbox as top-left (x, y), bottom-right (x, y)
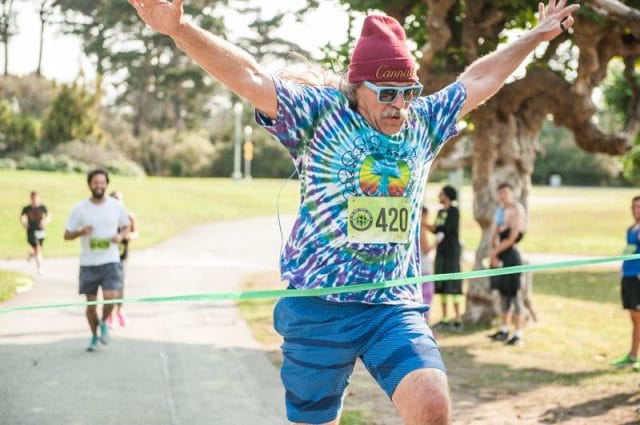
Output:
top-left (64, 230), bottom-right (83, 240)
top-left (492, 237), bottom-right (517, 256)
top-left (458, 1), bottom-right (580, 116)
top-left (459, 30), bottom-right (544, 115)
top-left (171, 22), bottom-right (276, 116)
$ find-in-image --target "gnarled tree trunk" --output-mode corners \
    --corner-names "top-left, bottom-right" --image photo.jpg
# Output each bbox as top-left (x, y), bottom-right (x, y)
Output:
top-left (461, 10), bottom-right (639, 324)
top-left (463, 98), bottom-right (541, 324)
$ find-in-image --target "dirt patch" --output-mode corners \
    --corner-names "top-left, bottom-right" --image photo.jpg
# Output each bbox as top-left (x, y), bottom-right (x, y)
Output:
top-left (441, 331), bottom-right (640, 424)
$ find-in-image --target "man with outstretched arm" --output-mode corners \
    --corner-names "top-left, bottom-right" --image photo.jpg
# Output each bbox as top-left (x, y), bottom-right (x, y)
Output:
top-left (129, 1), bottom-right (578, 423)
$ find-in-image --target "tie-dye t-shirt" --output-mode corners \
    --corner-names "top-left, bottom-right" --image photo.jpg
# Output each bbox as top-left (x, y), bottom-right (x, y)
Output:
top-left (256, 77), bottom-right (466, 304)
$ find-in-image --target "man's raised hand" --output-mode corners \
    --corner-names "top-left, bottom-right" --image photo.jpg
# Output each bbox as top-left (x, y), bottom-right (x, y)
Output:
top-left (536, 0), bottom-right (580, 41)
top-left (127, 0), bottom-right (185, 37)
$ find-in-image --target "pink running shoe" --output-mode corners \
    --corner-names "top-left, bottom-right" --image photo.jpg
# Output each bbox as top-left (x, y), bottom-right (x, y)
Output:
top-left (117, 310), bottom-right (128, 328)
top-left (105, 313), bottom-right (115, 329)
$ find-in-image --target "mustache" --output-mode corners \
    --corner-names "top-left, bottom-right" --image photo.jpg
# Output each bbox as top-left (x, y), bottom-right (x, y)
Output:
top-left (381, 108), bottom-right (407, 119)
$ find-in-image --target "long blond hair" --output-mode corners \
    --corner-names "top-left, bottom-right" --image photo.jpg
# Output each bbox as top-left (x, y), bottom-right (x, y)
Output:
top-left (276, 52), bottom-right (358, 108)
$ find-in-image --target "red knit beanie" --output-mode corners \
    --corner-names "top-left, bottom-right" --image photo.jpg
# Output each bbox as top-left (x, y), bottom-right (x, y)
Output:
top-left (348, 15), bottom-right (418, 84)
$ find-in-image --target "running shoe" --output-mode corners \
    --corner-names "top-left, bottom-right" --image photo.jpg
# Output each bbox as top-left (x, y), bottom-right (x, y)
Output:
top-left (99, 321), bottom-right (110, 345)
top-left (488, 330), bottom-right (509, 341)
top-left (633, 361), bottom-right (640, 372)
top-left (450, 320), bottom-right (464, 332)
top-left (117, 310), bottom-right (128, 328)
top-left (505, 335), bottom-right (522, 346)
top-left (610, 353), bottom-right (637, 368)
top-left (432, 319), bottom-right (450, 330)
top-left (86, 335), bottom-right (99, 352)
top-left (105, 314), bottom-right (114, 329)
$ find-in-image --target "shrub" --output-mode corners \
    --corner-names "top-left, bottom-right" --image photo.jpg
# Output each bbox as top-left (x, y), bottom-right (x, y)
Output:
top-left (0, 158), bottom-right (17, 169)
top-left (164, 131), bottom-right (215, 176)
top-left (105, 159), bottom-right (146, 177)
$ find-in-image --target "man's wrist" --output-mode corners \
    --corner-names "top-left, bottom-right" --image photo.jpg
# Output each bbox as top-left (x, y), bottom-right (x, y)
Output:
top-left (170, 20), bottom-right (190, 40)
top-left (526, 27), bottom-right (547, 47)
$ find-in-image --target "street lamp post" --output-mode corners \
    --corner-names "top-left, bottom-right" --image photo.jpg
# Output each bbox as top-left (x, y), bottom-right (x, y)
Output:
top-left (243, 125), bottom-right (253, 180)
top-left (232, 102), bottom-right (243, 180)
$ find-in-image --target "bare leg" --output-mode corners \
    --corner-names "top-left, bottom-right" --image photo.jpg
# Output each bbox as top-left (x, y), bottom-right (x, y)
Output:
top-left (102, 290), bottom-right (117, 322)
top-left (34, 245), bottom-right (42, 272)
top-left (441, 295), bottom-right (448, 321)
top-left (514, 313), bottom-right (524, 332)
top-left (501, 311), bottom-right (510, 328)
top-left (630, 310), bottom-right (640, 358)
top-left (85, 294), bottom-right (99, 336)
top-left (392, 368), bottom-right (450, 425)
top-left (27, 246), bottom-right (35, 262)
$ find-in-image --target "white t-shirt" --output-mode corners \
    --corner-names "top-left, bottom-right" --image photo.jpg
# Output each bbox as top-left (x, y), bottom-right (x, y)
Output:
top-left (65, 197), bottom-right (130, 266)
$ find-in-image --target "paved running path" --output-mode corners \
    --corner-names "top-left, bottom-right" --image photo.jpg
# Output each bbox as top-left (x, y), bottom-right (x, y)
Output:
top-left (0, 216), bottom-right (294, 425)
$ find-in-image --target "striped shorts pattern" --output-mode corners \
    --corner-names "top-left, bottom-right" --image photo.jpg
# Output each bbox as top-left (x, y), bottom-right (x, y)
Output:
top-left (273, 295), bottom-right (444, 423)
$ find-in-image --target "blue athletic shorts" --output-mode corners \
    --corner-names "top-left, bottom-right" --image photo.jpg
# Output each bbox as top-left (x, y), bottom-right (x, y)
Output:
top-left (78, 262), bottom-right (123, 295)
top-left (273, 295), bottom-right (445, 424)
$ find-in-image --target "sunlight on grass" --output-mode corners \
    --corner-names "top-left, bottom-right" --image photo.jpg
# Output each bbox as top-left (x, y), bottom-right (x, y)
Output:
top-left (0, 270), bottom-right (32, 302)
top-left (434, 268), bottom-right (631, 395)
top-left (406, 185), bottom-right (635, 257)
top-left (2, 170), bottom-right (637, 259)
top-left (340, 410), bottom-right (368, 425)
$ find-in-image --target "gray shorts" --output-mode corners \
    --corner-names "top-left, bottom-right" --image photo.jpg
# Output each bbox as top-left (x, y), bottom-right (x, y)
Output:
top-left (79, 262), bottom-right (123, 295)
top-left (500, 291), bottom-right (523, 315)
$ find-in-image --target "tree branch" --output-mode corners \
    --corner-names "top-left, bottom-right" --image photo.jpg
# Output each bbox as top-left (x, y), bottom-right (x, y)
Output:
top-left (587, 0), bottom-right (640, 38)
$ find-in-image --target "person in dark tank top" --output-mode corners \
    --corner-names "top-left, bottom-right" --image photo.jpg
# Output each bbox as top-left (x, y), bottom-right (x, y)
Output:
top-left (487, 182), bottom-right (527, 346)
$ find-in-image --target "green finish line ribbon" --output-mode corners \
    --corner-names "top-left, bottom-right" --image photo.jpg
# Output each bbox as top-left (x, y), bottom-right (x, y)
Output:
top-left (1, 253), bottom-right (639, 314)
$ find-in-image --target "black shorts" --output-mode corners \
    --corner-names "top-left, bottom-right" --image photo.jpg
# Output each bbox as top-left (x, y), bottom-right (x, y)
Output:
top-left (621, 276), bottom-right (640, 311)
top-left (27, 230), bottom-right (44, 248)
top-left (490, 247), bottom-right (522, 296)
top-left (434, 253), bottom-right (462, 294)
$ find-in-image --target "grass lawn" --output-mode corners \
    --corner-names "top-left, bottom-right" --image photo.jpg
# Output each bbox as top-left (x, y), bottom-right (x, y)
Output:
top-left (437, 185), bottom-right (639, 257)
top-left (0, 169), bottom-right (300, 258)
top-left (240, 268), bottom-right (640, 424)
top-left (0, 270), bottom-right (32, 302)
top-left (1, 170), bottom-right (636, 258)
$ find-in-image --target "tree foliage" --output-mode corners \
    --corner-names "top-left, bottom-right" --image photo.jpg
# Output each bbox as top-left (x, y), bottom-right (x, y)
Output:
top-left (42, 79), bottom-right (101, 149)
top-left (0, 99), bottom-right (41, 153)
top-left (0, 0), bottom-right (18, 75)
top-left (55, 0), bottom-right (227, 134)
top-left (532, 122), bottom-right (623, 186)
top-left (602, 57), bottom-right (640, 184)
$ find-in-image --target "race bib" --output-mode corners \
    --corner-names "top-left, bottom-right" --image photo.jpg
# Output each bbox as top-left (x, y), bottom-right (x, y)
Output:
top-left (89, 238), bottom-right (111, 251)
top-left (34, 230), bottom-right (46, 239)
top-left (347, 196), bottom-right (410, 244)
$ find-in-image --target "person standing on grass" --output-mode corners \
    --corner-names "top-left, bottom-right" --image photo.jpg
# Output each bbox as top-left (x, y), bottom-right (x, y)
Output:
top-left (106, 191), bottom-right (139, 329)
top-left (129, 1), bottom-right (578, 423)
top-left (64, 169), bottom-right (130, 352)
top-left (430, 185), bottom-right (463, 332)
top-left (420, 206), bottom-right (434, 324)
top-left (487, 183), bottom-right (527, 346)
top-left (610, 195), bottom-right (640, 370)
top-left (20, 190), bottom-right (51, 274)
